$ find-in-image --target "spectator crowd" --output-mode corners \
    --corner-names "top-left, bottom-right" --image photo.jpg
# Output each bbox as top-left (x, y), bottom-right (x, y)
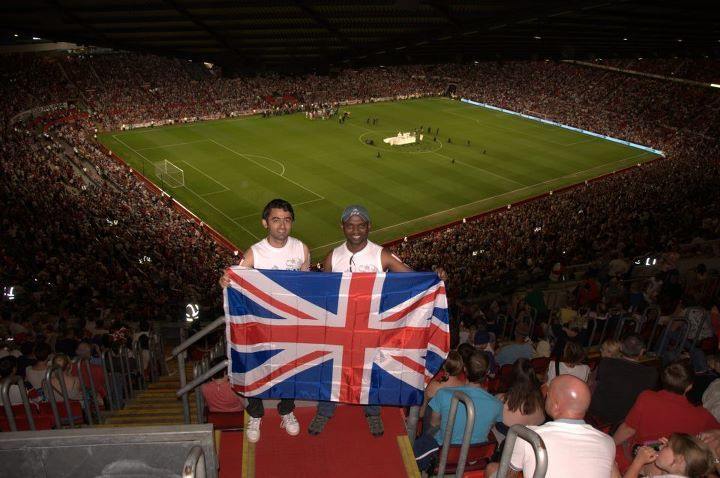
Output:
top-left (1, 50), bottom-right (720, 475)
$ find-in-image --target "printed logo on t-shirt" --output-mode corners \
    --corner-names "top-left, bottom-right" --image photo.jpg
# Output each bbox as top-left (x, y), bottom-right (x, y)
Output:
top-left (278, 258), bottom-right (303, 271)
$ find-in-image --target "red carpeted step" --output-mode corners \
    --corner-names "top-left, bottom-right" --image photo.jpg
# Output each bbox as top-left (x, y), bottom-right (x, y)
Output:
top-left (219, 405), bottom-right (419, 478)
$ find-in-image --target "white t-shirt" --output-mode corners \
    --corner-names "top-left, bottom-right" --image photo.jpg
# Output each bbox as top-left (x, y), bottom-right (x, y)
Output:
top-left (330, 241), bottom-right (384, 273)
top-left (546, 361), bottom-right (591, 383)
top-left (510, 420), bottom-right (616, 478)
top-left (249, 236), bottom-right (307, 271)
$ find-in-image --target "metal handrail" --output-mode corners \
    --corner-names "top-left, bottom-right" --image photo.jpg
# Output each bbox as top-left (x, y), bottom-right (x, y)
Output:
top-left (686, 307), bottom-right (712, 350)
top-left (613, 315), bottom-right (636, 340)
top-left (177, 360), bottom-right (229, 398)
top-left (101, 350), bottom-right (120, 410)
top-left (497, 314), bottom-right (509, 340)
top-left (182, 445), bottom-right (207, 478)
top-left (644, 306), bottom-right (662, 350)
top-left (99, 351), bottom-right (116, 411)
top-left (1, 374), bottom-right (36, 431)
top-left (75, 357), bottom-right (103, 424)
top-left (74, 359), bottom-right (94, 425)
top-left (497, 425), bottom-right (548, 478)
top-left (172, 316), bottom-right (226, 424)
top-left (656, 317), bottom-right (690, 358)
top-left (120, 347), bottom-right (134, 400)
top-left (405, 405), bottom-right (420, 446)
top-left (44, 364), bottom-right (75, 428)
top-left (436, 391), bottom-right (475, 478)
top-left (172, 316), bottom-right (225, 358)
top-left (193, 362), bottom-right (206, 424)
top-left (132, 340), bottom-right (147, 391)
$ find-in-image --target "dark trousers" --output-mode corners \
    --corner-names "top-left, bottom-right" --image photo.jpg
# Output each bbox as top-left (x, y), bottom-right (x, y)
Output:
top-left (246, 397), bottom-right (295, 418)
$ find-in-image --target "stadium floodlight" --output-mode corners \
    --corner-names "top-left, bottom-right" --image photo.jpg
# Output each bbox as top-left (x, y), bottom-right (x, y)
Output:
top-left (155, 159), bottom-right (185, 188)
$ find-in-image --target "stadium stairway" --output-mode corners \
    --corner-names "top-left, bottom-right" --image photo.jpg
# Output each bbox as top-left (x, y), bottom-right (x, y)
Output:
top-left (218, 405), bottom-right (420, 478)
top-left (99, 362), bottom-right (198, 427)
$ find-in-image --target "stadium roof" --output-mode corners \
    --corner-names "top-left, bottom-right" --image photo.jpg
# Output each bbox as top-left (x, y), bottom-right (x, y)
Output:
top-left (1, 0), bottom-right (718, 70)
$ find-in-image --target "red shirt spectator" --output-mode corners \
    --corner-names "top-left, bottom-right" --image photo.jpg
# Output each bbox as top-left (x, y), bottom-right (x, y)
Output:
top-left (201, 377), bottom-right (245, 413)
top-left (613, 362), bottom-right (720, 472)
top-left (624, 389), bottom-right (719, 444)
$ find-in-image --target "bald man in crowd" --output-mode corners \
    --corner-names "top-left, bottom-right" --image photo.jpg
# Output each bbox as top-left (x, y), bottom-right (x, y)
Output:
top-left (487, 375), bottom-right (619, 477)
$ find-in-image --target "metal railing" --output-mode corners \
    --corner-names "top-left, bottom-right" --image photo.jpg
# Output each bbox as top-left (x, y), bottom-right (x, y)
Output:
top-left (405, 405), bottom-right (421, 447)
top-left (182, 446), bottom-right (207, 478)
top-left (436, 391), bottom-right (475, 478)
top-left (1, 375), bottom-right (37, 432)
top-left (497, 425), bottom-right (548, 478)
top-left (74, 357), bottom-right (103, 425)
top-left (177, 360), bottom-right (229, 402)
top-left (43, 364), bottom-right (75, 428)
top-left (171, 316), bottom-right (226, 424)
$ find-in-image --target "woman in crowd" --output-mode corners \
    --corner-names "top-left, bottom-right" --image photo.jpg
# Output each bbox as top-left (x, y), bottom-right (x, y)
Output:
top-left (493, 358), bottom-right (545, 443)
top-left (49, 353), bottom-right (83, 402)
top-left (547, 341), bottom-right (591, 383)
top-left (420, 351), bottom-right (466, 431)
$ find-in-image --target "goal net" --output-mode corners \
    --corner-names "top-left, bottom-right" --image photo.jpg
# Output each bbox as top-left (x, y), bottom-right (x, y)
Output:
top-left (155, 160), bottom-right (185, 188)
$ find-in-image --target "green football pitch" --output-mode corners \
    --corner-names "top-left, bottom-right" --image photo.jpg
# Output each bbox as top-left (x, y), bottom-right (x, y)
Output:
top-left (100, 97), bottom-right (659, 259)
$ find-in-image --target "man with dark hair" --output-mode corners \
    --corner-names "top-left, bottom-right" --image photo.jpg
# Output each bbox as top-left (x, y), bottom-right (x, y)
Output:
top-left (413, 350), bottom-right (502, 472)
top-left (614, 361), bottom-right (719, 469)
top-left (220, 198), bottom-right (309, 443)
top-left (589, 335), bottom-right (658, 425)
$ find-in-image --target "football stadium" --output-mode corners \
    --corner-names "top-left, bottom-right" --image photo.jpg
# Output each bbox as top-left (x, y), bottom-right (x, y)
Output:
top-left (1, 2), bottom-right (720, 478)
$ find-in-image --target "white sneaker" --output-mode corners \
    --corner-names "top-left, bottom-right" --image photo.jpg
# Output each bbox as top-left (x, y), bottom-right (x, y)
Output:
top-left (280, 412), bottom-right (300, 436)
top-left (246, 417), bottom-right (262, 443)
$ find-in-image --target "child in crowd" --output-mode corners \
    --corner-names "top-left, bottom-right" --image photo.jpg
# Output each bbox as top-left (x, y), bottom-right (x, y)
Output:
top-left (624, 433), bottom-right (715, 478)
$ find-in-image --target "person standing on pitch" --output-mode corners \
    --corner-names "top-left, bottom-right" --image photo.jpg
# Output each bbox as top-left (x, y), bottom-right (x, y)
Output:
top-left (307, 205), bottom-right (446, 437)
top-left (220, 198), bottom-right (310, 443)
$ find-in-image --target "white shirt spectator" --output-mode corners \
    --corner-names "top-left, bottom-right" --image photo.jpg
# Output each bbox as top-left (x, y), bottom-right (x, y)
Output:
top-left (546, 361), bottom-right (591, 383)
top-left (510, 419), bottom-right (615, 478)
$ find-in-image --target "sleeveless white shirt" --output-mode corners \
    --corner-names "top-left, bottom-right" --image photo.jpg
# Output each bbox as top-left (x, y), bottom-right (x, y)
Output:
top-left (249, 236), bottom-right (306, 271)
top-left (331, 240), bottom-right (384, 273)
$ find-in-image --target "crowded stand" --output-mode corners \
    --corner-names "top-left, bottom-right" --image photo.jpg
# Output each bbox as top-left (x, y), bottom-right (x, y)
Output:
top-left (2, 50), bottom-right (720, 476)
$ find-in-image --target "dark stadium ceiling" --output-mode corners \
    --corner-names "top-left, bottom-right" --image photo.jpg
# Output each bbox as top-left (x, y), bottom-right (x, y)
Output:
top-left (1, 0), bottom-right (718, 71)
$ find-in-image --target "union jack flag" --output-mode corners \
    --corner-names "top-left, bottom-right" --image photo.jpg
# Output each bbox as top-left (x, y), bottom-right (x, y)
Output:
top-left (224, 267), bottom-right (450, 406)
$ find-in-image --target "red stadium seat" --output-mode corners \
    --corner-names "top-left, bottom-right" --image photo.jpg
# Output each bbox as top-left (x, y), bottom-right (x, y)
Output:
top-left (434, 439), bottom-right (497, 475)
top-left (498, 364), bottom-right (514, 392)
top-left (207, 411), bottom-right (245, 430)
top-left (38, 401), bottom-right (85, 428)
top-left (0, 404), bottom-right (54, 431)
top-left (530, 357), bottom-right (551, 376)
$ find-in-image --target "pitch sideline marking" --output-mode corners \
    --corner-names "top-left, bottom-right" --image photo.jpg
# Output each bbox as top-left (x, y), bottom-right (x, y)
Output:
top-left (110, 134), bottom-right (260, 241)
top-left (208, 139), bottom-right (324, 201)
top-left (309, 150), bottom-right (653, 252)
top-left (135, 139), bottom-right (211, 151)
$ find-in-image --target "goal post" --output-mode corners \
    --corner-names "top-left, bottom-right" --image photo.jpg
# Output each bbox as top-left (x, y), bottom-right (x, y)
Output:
top-left (155, 159), bottom-right (185, 188)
